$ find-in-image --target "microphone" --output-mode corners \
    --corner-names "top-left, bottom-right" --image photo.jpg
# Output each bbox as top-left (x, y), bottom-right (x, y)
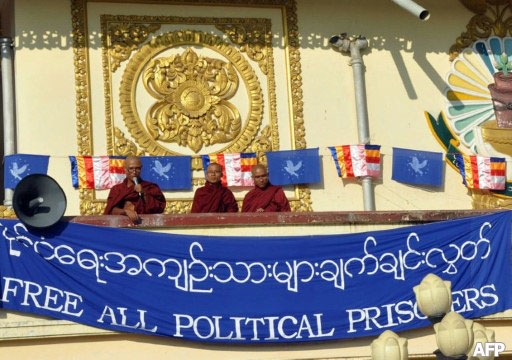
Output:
top-left (132, 177), bottom-right (143, 198)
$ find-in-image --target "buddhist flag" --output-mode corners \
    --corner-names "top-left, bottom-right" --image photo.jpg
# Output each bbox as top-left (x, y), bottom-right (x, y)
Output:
top-left (328, 145), bottom-right (381, 178)
top-left (454, 154), bottom-right (506, 190)
top-left (201, 153), bottom-right (257, 187)
top-left (4, 154), bottom-right (50, 189)
top-left (69, 156), bottom-right (126, 189)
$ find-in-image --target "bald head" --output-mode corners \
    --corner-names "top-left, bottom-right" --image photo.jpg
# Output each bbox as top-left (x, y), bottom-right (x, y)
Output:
top-left (125, 156), bottom-right (142, 181)
top-left (125, 155), bottom-right (140, 164)
top-left (252, 164), bottom-right (269, 189)
top-left (251, 164), bottom-right (267, 175)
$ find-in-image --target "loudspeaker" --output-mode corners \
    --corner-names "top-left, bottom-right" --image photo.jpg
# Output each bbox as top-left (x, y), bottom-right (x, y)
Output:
top-left (13, 174), bottom-right (67, 228)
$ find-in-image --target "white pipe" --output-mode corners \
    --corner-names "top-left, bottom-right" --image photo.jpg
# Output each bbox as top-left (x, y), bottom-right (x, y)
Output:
top-left (391, 0), bottom-right (430, 20)
top-left (330, 35), bottom-right (375, 211)
top-left (1, 36), bottom-right (15, 206)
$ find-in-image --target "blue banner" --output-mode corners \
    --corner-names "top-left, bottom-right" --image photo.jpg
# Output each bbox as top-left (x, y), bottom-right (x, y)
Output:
top-left (140, 156), bottom-right (191, 190)
top-left (392, 147), bottom-right (444, 186)
top-left (0, 212), bottom-right (511, 342)
top-left (266, 148), bottom-right (321, 185)
top-left (4, 154), bottom-right (50, 189)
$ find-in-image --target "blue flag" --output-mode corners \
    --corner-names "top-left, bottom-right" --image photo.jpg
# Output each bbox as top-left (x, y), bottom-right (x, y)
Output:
top-left (4, 154), bottom-right (50, 189)
top-left (140, 156), bottom-right (191, 190)
top-left (266, 148), bottom-right (321, 185)
top-left (392, 147), bottom-right (443, 186)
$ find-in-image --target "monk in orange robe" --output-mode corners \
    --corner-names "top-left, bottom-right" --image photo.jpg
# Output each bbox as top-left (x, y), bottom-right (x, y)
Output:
top-left (104, 156), bottom-right (166, 222)
top-left (242, 164), bottom-right (291, 213)
top-left (191, 163), bottom-right (238, 213)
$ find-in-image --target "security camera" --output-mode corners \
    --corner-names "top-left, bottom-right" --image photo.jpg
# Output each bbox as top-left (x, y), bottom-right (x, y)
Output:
top-left (391, 0), bottom-right (430, 20)
top-left (329, 33), bottom-right (348, 49)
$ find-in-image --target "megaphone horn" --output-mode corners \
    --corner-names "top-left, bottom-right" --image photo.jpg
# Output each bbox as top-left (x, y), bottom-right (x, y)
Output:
top-left (13, 174), bottom-right (67, 228)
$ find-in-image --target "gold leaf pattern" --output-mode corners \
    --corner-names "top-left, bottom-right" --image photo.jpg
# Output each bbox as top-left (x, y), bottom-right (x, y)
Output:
top-left (114, 127), bottom-right (145, 156)
top-left (108, 22), bottom-right (161, 72)
top-left (119, 30), bottom-right (263, 156)
top-left (143, 48), bottom-right (241, 153)
top-left (216, 23), bottom-right (270, 74)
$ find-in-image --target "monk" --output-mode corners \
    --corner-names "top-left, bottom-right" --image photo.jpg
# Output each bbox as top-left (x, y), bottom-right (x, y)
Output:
top-left (104, 156), bottom-right (166, 223)
top-left (242, 164), bottom-right (291, 212)
top-left (191, 163), bottom-right (238, 213)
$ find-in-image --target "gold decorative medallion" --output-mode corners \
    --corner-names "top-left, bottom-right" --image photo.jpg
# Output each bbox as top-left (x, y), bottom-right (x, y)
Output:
top-left (143, 47), bottom-right (242, 153)
top-left (120, 30), bottom-right (263, 156)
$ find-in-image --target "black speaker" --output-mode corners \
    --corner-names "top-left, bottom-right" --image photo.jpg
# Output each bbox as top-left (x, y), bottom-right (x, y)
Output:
top-left (13, 174), bottom-right (67, 228)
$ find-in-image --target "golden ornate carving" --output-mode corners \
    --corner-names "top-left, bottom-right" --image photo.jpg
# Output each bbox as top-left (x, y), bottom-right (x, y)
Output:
top-left (0, 206), bottom-right (16, 218)
top-left (251, 125), bottom-right (272, 164)
top-left (143, 48), bottom-right (242, 153)
top-left (107, 22), bottom-right (161, 72)
top-left (79, 189), bottom-right (106, 215)
top-left (191, 157), bottom-right (203, 171)
top-left (450, 0), bottom-right (512, 60)
top-left (192, 178), bottom-right (206, 186)
top-left (120, 30), bottom-right (263, 156)
top-left (102, 15), bottom-right (280, 158)
top-left (216, 22), bottom-right (270, 75)
top-left (71, 0), bottom-right (93, 155)
top-left (291, 185), bottom-right (313, 212)
top-left (472, 189), bottom-right (512, 209)
top-left (165, 200), bottom-right (193, 214)
top-left (114, 127), bottom-right (145, 156)
top-left (73, 0), bottom-right (311, 213)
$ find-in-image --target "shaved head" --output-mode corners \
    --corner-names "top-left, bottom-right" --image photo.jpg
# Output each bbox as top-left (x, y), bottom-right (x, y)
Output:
top-left (125, 155), bottom-right (140, 163)
top-left (125, 156), bottom-right (142, 182)
top-left (251, 164), bottom-right (267, 175)
top-left (251, 164), bottom-right (269, 189)
top-left (207, 163), bottom-right (222, 172)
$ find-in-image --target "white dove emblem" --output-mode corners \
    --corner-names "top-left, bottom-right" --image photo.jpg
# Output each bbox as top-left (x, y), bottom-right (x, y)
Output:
top-left (284, 160), bottom-right (302, 177)
top-left (152, 160), bottom-right (171, 179)
top-left (408, 156), bottom-right (428, 175)
top-left (10, 162), bottom-right (28, 180)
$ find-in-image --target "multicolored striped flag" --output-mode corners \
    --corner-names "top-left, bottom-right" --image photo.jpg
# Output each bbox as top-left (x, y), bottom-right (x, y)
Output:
top-left (201, 153), bottom-right (258, 187)
top-left (69, 156), bottom-right (126, 189)
top-left (454, 154), bottom-right (506, 190)
top-left (328, 145), bottom-right (381, 178)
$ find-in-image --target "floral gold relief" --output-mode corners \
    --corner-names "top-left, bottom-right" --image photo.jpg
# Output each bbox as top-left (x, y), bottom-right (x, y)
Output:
top-left (72, 0), bottom-right (312, 214)
top-left (108, 22), bottom-right (161, 72)
top-left (216, 22), bottom-right (270, 75)
top-left (143, 48), bottom-right (242, 153)
top-left (0, 206), bottom-right (16, 218)
top-left (120, 30), bottom-right (263, 156)
top-left (114, 127), bottom-right (145, 156)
